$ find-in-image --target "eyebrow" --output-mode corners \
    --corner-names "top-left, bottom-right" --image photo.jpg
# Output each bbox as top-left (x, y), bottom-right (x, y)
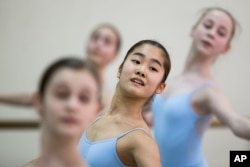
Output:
top-left (54, 83), bottom-right (93, 94)
top-left (133, 52), bottom-right (162, 67)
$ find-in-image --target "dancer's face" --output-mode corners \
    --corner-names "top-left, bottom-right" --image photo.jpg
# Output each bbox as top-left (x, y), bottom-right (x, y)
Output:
top-left (86, 26), bottom-right (118, 68)
top-left (118, 43), bottom-right (166, 99)
top-left (191, 10), bottom-right (233, 56)
top-left (37, 68), bottom-right (99, 138)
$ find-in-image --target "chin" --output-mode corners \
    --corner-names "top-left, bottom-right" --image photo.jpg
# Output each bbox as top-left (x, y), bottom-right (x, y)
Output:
top-left (197, 48), bottom-right (212, 57)
top-left (57, 126), bottom-right (83, 138)
top-left (125, 87), bottom-right (149, 99)
top-left (93, 59), bottom-right (107, 67)
top-left (61, 130), bottom-right (81, 138)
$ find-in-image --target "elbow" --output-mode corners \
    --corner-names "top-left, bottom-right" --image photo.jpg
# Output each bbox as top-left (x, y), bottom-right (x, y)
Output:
top-left (231, 128), bottom-right (243, 138)
top-left (230, 118), bottom-right (242, 137)
top-left (232, 129), bottom-right (250, 140)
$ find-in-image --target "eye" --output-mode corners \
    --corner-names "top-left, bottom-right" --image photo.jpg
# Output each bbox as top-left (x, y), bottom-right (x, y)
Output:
top-left (131, 59), bottom-right (140, 64)
top-left (217, 29), bottom-right (226, 37)
top-left (79, 95), bottom-right (90, 103)
top-left (55, 91), bottom-right (69, 100)
top-left (203, 20), bottom-right (213, 29)
top-left (218, 31), bottom-right (225, 37)
top-left (104, 37), bottom-right (112, 46)
top-left (91, 34), bottom-right (99, 41)
top-left (204, 23), bottom-right (212, 29)
top-left (149, 67), bottom-right (158, 72)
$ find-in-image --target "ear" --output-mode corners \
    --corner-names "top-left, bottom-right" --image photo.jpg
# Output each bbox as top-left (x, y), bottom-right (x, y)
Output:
top-left (222, 43), bottom-right (231, 54)
top-left (155, 82), bottom-right (167, 94)
top-left (117, 66), bottom-right (122, 78)
top-left (32, 92), bottom-right (44, 117)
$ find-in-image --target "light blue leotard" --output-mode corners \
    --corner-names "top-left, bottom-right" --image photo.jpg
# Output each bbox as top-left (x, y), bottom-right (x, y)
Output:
top-left (79, 127), bottom-right (146, 167)
top-left (152, 84), bottom-right (213, 167)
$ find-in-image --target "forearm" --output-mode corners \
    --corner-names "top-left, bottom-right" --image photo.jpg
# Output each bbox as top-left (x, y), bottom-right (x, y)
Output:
top-left (213, 106), bottom-right (250, 139)
top-left (0, 94), bottom-right (34, 107)
top-left (213, 108), bottom-right (250, 140)
top-left (207, 88), bottom-right (250, 139)
top-left (231, 115), bottom-right (250, 140)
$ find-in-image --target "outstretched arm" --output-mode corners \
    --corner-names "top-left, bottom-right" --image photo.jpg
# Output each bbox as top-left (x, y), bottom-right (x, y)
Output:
top-left (205, 88), bottom-right (250, 139)
top-left (0, 93), bottom-right (35, 107)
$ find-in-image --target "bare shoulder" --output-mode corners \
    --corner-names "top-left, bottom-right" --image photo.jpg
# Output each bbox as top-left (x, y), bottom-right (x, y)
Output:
top-left (202, 85), bottom-right (222, 103)
top-left (192, 82), bottom-right (219, 100)
top-left (122, 128), bottom-right (155, 149)
top-left (117, 128), bottom-right (159, 166)
top-left (20, 159), bottom-right (37, 167)
top-left (192, 84), bottom-right (225, 113)
top-left (121, 129), bottom-right (161, 167)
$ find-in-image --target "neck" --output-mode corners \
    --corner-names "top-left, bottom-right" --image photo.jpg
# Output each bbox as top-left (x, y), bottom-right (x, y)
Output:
top-left (96, 65), bottom-right (105, 85)
top-left (37, 128), bottom-right (86, 167)
top-left (87, 58), bottom-right (105, 84)
top-left (182, 44), bottom-right (215, 78)
top-left (107, 84), bottom-right (146, 119)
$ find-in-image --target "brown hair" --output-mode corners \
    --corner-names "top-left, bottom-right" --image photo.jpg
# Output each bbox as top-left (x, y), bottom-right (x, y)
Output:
top-left (38, 56), bottom-right (101, 102)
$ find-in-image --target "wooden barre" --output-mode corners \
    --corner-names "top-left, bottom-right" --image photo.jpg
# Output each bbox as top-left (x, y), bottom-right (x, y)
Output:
top-left (0, 119), bottom-right (40, 129)
top-left (0, 119), bottom-right (224, 129)
top-left (3, 115), bottom-right (249, 129)
top-left (209, 115), bottom-right (250, 128)
top-left (210, 118), bottom-right (225, 128)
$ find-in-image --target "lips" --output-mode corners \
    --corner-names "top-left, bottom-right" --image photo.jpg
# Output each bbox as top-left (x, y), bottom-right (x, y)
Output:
top-left (131, 78), bottom-right (145, 86)
top-left (91, 51), bottom-right (101, 57)
top-left (62, 117), bottom-right (78, 124)
top-left (201, 40), bottom-right (213, 48)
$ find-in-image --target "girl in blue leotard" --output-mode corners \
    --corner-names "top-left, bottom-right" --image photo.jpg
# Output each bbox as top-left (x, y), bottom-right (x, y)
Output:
top-left (144, 7), bottom-right (250, 167)
top-left (79, 40), bottom-right (171, 167)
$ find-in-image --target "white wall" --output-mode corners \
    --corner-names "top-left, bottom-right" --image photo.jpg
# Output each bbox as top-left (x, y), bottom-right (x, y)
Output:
top-left (0, 0), bottom-right (249, 166)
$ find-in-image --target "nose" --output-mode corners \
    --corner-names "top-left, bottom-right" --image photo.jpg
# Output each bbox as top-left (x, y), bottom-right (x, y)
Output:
top-left (97, 38), bottom-right (103, 46)
top-left (207, 28), bottom-right (216, 39)
top-left (135, 66), bottom-right (146, 77)
top-left (66, 97), bottom-right (79, 112)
